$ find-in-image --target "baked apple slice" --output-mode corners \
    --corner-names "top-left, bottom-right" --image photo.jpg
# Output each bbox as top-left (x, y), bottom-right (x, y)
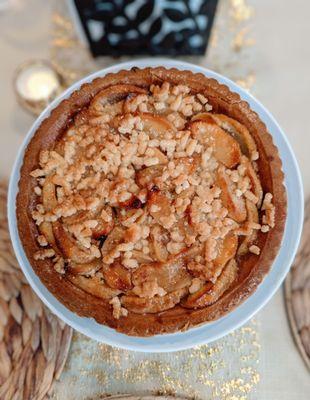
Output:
top-left (68, 259), bottom-right (102, 275)
top-left (117, 195), bottom-right (144, 211)
top-left (137, 113), bottom-right (176, 139)
top-left (90, 84), bottom-right (147, 115)
top-left (103, 261), bottom-right (132, 291)
top-left (131, 250), bottom-right (153, 263)
top-left (148, 191), bottom-right (174, 227)
top-left (204, 233), bottom-right (238, 282)
top-left (132, 258), bottom-right (191, 293)
top-left (63, 205), bottom-right (114, 239)
top-left (101, 226), bottom-right (125, 260)
top-left (180, 244), bottom-right (204, 261)
top-left (152, 238), bottom-right (169, 262)
top-left (92, 206), bottom-right (114, 239)
top-left (67, 273), bottom-right (121, 299)
top-left (182, 259), bottom-right (238, 308)
top-left (190, 120), bottom-right (241, 168)
top-left (61, 195), bottom-right (104, 225)
top-left (238, 199), bottom-right (259, 256)
top-left (121, 287), bottom-right (187, 314)
top-left (148, 148), bottom-right (168, 164)
top-left (38, 221), bottom-right (55, 247)
top-left (217, 166), bottom-right (247, 222)
top-left (176, 210), bottom-right (196, 235)
top-left (241, 156), bottom-right (263, 207)
top-left (150, 224), bottom-right (169, 262)
top-left (174, 155), bottom-right (200, 176)
top-left (212, 114), bottom-right (257, 158)
top-left (42, 177), bottom-right (57, 211)
top-left (136, 165), bottom-right (164, 188)
top-left (62, 210), bottom-right (92, 226)
top-left (53, 222), bottom-right (99, 264)
top-left (192, 113), bottom-right (257, 158)
top-left (101, 101), bottom-right (124, 122)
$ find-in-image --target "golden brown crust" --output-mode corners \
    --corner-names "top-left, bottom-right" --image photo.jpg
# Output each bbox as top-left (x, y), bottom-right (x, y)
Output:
top-left (16, 67), bottom-right (287, 336)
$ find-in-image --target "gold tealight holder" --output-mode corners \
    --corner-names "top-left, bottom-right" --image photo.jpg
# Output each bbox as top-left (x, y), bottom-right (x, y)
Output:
top-left (13, 59), bottom-right (64, 116)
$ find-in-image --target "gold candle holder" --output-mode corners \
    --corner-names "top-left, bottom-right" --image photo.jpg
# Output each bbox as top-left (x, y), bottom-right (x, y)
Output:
top-left (13, 59), bottom-right (64, 116)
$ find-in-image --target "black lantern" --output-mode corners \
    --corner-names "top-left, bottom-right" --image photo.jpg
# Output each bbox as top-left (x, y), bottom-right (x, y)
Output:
top-left (69, 0), bottom-right (218, 57)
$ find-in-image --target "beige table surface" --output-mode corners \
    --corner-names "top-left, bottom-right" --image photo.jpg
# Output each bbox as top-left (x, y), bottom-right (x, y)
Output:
top-left (0, 0), bottom-right (309, 398)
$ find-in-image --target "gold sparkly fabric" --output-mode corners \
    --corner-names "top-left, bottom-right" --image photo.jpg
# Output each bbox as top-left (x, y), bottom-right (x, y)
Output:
top-left (51, 320), bottom-right (260, 400)
top-left (49, 1), bottom-right (260, 399)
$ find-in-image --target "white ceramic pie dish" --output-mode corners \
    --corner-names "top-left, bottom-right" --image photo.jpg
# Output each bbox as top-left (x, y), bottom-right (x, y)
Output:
top-left (8, 59), bottom-right (303, 352)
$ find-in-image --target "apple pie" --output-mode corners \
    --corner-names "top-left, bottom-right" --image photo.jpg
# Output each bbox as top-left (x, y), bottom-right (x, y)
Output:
top-left (16, 67), bottom-right (287, 336)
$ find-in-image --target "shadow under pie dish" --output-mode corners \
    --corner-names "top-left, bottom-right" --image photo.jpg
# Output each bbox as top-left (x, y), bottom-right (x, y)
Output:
top-left (16, 67), bottom-right (287, 337)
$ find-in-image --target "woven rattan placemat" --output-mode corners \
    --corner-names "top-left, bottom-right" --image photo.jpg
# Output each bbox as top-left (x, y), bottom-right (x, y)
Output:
top-left (284, 199), bottom-right (310, 371)
top-left (0, 182), bottom-right (73, 400)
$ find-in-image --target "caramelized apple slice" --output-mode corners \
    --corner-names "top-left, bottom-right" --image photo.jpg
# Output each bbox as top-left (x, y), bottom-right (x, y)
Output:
top-left (137, 113), bottom-right (176, 139)
top-left (102, 101), bottom-right (124, 119)
top-left (137, 158), bottom-right (198, 191)
top-left (103, 261), bottom-right (132, 291)
top-left (182, 259), bottom-right (238, 309)
top-left (174, 155), bottom-right (200, 176)
top-left (53, 222), bottom-right (99, 263)
top-left (132, 258), bottom-right (191, 293)
top-left (39, 221), bottom-right (55, 247)
top-left (68, 259), bottom-right (102, 275)
top-left (190, 120), bottom-right (241, 168)
top-left (118, 195), bottom-right (144, 211)
top-left (152, 239), bottom-right (169, 262)
top-left (101, 226), bottom-right (125, 259)
top-left (192, 113), bottom-right (257, 158)
top-left (136, 165), bottom-right (164, 188)
top-left (62, 196), bottom-right (104, 225)
top-left (42, 177), bottom-right (57, 211)
top-left (191, 113), bottom-right (208, 122)
top-left (212, 114), bottom-right (257, 158)
top-left (241, 156), bottom-right (263, 208)
top-left (149, 148), bottom-right (168, 164)
top-left (90, 85), bottom-right (147, 114)
top-left (67, 273), bottom-right (120, 299)
top-left (204, 233), bottom-right (238, 282)
top-left (150, 224), bottom-right (169, 262)
top-left (181, 244), bottom-right (204, 260)
top-left (92, 206), bottom-right (114, 239)
top-left (63, 205), bottom-right (114, 239)
top-left (238, 199), bottom-right (259, 256)
top-left (62, 210), bottom-right (91, 226)
top-left (131, 250), bottom-right (153, 263)
top-left (148, 191), bottom-right (173, 227)
top-left (121, 288), bottom-right (187, 314)
top-left (176, 212), bottom-right (196, 237)
top-left (217, 167), bottom-right (246, 222)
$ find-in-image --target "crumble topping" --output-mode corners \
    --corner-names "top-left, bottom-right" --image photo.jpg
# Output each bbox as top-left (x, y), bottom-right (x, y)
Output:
top-left (249, 245), bottom-right (261, 255)
top-left (109, 296), bottom-right (128, 319)
top-left (30, 81), bottom-right (275, 317)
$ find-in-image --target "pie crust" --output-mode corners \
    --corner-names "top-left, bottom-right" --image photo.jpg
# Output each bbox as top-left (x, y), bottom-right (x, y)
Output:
top-left (16, 67), bottom-right (287, 336)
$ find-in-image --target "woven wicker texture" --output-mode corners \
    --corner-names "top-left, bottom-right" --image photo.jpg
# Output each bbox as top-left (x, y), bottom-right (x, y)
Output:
top-left (285, 199), bottom-right (310, 371)
top-left (0, 182), bottom-right (73, 400)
